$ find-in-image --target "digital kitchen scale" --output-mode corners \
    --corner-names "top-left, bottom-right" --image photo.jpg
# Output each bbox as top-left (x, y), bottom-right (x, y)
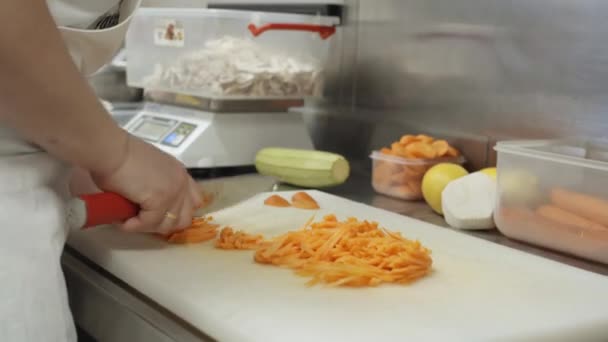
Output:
top-left (121, 94), bottom-right (314, 169)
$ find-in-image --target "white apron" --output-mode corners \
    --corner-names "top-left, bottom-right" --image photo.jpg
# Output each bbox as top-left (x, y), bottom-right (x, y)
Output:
top-left (0, 1), bottom-right (140, 341)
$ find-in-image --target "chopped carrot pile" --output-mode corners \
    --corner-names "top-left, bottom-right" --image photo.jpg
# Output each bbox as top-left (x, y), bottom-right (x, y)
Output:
top-left (264, 194), bottom-right (291, 207)
top-left (164, 216), bottom-right (219, 244)
top-left (291, 192), bottom-right (320, 210)
top-left (254, 214), bottom-right (432, 287)
top-left (159, 210), bottom-right (433, 288)
top-left (373, 134), bottom-right (461, 200)
top-left (215, 227), bottom-right (266, 250)
top-left (381, 134), bottom-right (460, 159)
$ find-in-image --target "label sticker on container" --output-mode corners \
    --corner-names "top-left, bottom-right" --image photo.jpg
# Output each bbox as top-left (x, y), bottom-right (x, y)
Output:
top-left (154, 19), bottom-right (185, 47)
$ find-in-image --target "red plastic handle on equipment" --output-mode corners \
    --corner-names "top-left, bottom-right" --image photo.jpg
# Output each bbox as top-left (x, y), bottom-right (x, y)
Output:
top-left (79, 192), bottom-right (139, 229)
top-left (248, 23), bottom-right (336, 39)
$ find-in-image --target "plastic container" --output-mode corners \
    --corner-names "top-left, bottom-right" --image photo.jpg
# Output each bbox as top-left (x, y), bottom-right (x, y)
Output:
top-left (370, 151), bottom-right (465, 200)
top-left (494, 139), bottom-right (608, 264)
top-left (126, 8), bottom-right (340, 100)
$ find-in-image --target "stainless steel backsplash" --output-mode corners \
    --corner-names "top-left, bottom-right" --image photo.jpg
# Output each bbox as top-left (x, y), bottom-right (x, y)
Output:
top-left (315, 0), bottom-right (608, 169)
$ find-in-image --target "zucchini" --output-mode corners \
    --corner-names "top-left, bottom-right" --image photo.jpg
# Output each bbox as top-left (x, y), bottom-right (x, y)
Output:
top-left (255, 148), bottom-right (350, 188)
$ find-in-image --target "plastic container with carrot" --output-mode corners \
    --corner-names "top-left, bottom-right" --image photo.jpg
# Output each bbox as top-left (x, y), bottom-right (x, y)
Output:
top-left (494, 139), bottom-right (608, 264)
top-left (370, 134), bottom-right (465, 200)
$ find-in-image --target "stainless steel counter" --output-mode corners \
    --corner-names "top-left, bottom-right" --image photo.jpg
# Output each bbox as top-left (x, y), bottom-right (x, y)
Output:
top-left (318, 168), bottom-right (608, 276)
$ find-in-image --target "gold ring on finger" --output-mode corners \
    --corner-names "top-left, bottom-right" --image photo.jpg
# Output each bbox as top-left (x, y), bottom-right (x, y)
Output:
top-left (165, 211), bottom-right (177, 220)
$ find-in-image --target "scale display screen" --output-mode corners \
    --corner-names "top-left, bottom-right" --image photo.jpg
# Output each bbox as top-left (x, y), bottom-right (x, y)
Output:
top-left (132, 116), bottom-right (175, 142)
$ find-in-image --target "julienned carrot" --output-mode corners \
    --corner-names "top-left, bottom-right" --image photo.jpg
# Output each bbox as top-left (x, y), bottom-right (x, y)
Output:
top-left (162, 213), bottom-right (433, 287)
top-left (215, 227), bottom-right (265, 250)
top-left (254, 214), bottom-right (433, 287)
top-left (164, 216), bottom-right (219, 244)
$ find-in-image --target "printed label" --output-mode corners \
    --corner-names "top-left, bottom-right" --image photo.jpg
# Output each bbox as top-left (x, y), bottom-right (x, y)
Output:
top-left (154, 19), bottom-right (185, 47)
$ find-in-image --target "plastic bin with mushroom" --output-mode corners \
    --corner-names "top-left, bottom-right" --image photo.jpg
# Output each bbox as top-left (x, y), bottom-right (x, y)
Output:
top-left (143, 37), bottom-right (324, 98)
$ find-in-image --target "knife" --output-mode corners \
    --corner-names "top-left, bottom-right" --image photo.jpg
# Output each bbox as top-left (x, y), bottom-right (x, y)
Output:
top-left (67, 183), bottom-right (223, 229)
top-left (67, 175), bottom-right (276, 229)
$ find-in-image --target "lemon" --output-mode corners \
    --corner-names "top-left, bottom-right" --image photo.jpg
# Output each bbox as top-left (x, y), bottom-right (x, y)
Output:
top-left (422, 163), bottom-right (469, 214)
top-left (479, 167), bottom-right (497, 180)
top-left (500, 169), bottom-right (540, 206)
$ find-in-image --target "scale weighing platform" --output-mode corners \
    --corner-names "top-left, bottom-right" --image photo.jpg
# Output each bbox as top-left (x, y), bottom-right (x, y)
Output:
top-left (120, 94), bottom-right (314, 169)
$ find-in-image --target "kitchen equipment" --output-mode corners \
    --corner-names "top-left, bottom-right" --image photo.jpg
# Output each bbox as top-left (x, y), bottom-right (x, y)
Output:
top-left (494, 138), bottom-right (608, 264)
top-left (66, 190), bottom-right (608, 341)
top-left (67, 186), bottom-right (221, 229)
top-left (67, 175), bottom-right (276, 229)
top-left (120, 8), bottom-right (340, 168)
top-left (89, 62), bottom-right (143, 103)
top-left (122, 102), bottom-right (314, 168)
top-left (126, 8), bottom-right (338, 100)
top-left (370, 150), bottom-right (465, 200)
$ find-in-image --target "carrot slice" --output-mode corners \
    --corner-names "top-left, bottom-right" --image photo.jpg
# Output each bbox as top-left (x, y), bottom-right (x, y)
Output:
top-left (390, 142), bottom-right (408, 158)
top-left (406, 141), bottom-right (437, 159)
top-left (215, 227), bottom-right (266, 250)
top-left (264, 194), bottom-right (291, 207)
top-left (431, 140), bottom-right (449, 157)
top-left (373, 161), bottom-right (396, 187)
top-left (399, 135), bottom-right (416, 145)
top-left (379, 134), bottom-right (460, 160)
top-left (415, 134), bottom-right (434, 144)
top-left (380, 147), bottom-right (393, 155)
top-left (446, 146), bottom-right (460, 157)
top-left (292, 192), bottom-right (320, 210)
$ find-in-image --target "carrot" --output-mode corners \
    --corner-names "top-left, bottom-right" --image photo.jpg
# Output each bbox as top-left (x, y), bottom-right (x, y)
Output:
top-left (446, 146), bottom-right (460, 157)
top-left (254, 214), bottom-right (433, 287)
top-left (215, 227), bottom-right (266, 250)
top-left (199, 191), bottom-right (215, 209)
top-left (406, 141), bottom-right (437, 159)
top-left (551, 188), bottom-right (608, 227)
top-left (390, 142), bottom-right (408, 158)
top-left (399, 135), bottom-right (416, 145)
top-left (264, 194), bottom-right (291, 207)
top-left (431, 140), bottom-right (449, 157)
top-left (389, 170), bottom-right (408, 186)
top-left (291, 192), bottom-right (320, 210)
top-left (378, 133), bottom-right (460, 160)
top-left (163, 216), bottom-right (219, 244)
top-left (536, 205), bottom-right (608, 232)
top-left (380, 147), bottom-right (393, 155)
top-left (414, 134), bottom-right (434, 144)
top-left (373, 160), bottom-right (399, 186)
top-left (402, 165), bottom-right (428, 178)
top-left (406, 180), bottom-right (423, 197)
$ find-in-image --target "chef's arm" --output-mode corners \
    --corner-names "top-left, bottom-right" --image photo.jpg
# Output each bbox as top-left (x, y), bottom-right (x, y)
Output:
top-left (0, 0), bottom-right (127, 176)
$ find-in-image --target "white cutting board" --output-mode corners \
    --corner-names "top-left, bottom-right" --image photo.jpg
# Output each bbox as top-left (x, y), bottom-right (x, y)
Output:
top-left (67, 191), bottom-right (608, 342)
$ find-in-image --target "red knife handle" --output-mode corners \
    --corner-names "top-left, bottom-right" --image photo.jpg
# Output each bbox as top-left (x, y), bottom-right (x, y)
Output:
top-left (247, 23), bottom-right (336, 39)
top-left (76, 192), bottom-right (139, 229)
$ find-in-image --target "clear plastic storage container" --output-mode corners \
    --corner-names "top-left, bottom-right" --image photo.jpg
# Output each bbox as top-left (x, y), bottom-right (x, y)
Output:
top-left (370, 151), bottom-right (465, 200)
top-left (126, 8), bottom-right (339, 100)
top-left (494, 139), bottom-right (608, 264)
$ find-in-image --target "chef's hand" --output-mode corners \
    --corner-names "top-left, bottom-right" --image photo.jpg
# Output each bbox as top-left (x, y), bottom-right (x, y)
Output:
top-left (92, 134), bottom-right (202, 234)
